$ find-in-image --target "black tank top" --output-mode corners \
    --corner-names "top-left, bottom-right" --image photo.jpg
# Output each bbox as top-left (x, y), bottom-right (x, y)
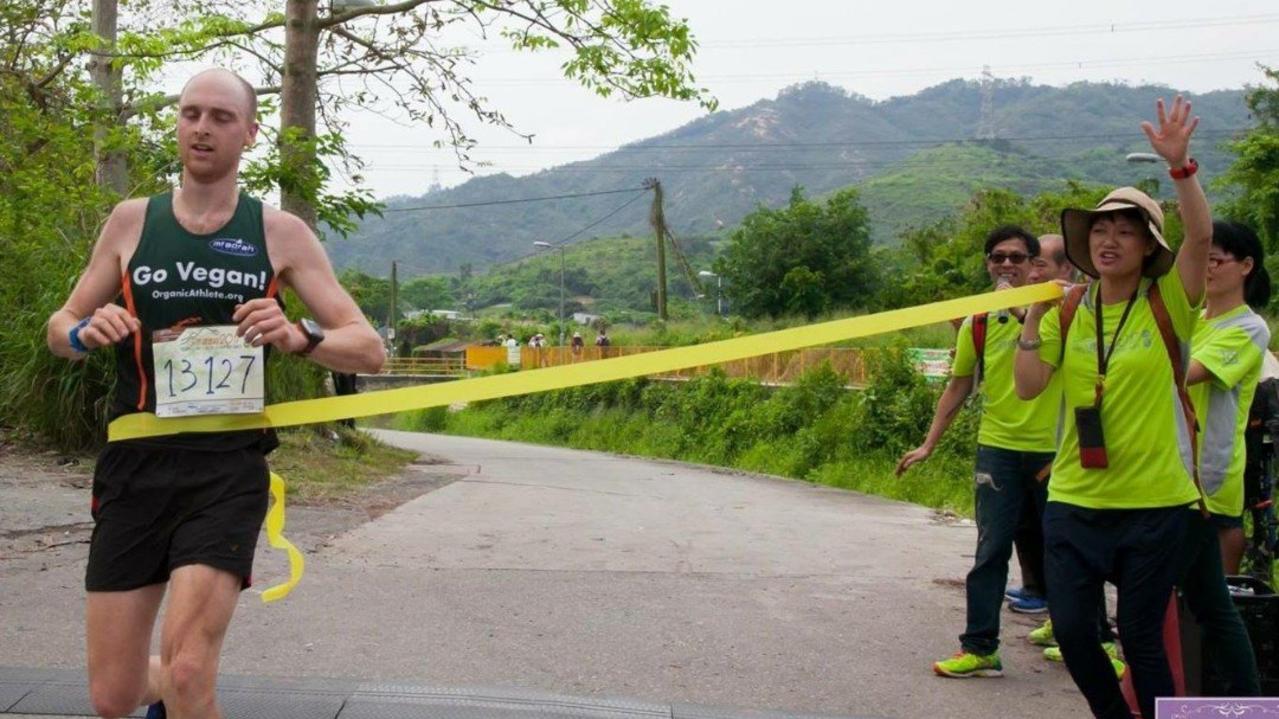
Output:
top-left (111, 191), bottom-right (279, 451)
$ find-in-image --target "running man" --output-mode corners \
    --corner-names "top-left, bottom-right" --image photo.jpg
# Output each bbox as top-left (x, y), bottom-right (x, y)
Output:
top-left (46, 68), bottom-right (383, 719)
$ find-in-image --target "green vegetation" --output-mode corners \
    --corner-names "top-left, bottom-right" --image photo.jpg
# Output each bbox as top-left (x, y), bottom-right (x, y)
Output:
top-left (394, 348), bottom-right (982, 515)
top-left (1219, 65), bottom-right (1279, 302)
top-left (714, 187), bottom-right (876, 319)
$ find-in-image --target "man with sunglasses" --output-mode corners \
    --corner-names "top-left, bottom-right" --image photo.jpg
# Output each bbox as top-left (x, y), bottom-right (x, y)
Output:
top-left (897, 226), bottom-right (1060, 678)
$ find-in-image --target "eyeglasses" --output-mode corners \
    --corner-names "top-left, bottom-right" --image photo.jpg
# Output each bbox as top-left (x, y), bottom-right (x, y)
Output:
top-left (987, 252), bottom-right (1030, 265)
top-left (1206, 256), bottom-right (1238, 269)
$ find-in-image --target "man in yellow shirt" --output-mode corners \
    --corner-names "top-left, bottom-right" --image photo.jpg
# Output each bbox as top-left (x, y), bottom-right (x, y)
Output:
top-left (897, 226), bottom-right (1059, 678)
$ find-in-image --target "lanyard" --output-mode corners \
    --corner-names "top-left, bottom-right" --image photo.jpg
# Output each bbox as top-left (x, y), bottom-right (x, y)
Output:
top-left (1093, 283), bottom-right (1140, 407)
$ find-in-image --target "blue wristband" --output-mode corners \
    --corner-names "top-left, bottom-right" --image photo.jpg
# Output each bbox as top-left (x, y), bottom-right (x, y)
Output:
top-left (68, 317), bottom-right (91, 354)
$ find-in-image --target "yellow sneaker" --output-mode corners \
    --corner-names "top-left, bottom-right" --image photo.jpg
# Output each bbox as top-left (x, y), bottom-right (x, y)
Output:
top-left (1043, 642), bottom-right (1124, 678)
top-left (1028, 619), bottom-right (1056, 647)
top-left (933, 651), bottom-right (1004, 678)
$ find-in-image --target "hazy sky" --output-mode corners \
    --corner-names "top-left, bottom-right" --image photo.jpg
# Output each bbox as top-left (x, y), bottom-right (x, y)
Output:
top-left (223, 0), bottom-right (1279, 199)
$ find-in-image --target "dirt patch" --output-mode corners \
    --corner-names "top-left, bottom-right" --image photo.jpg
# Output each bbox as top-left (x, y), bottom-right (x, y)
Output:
top-left (0, 439), bottom-right (463, 564)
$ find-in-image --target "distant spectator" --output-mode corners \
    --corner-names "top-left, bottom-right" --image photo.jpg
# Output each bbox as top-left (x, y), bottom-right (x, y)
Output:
top-left (571, 332), bottom-right (585, 357)
top-left (504, 334), bottom-right (520, 367)
top-left (595, 330), bottom-right (610, 348)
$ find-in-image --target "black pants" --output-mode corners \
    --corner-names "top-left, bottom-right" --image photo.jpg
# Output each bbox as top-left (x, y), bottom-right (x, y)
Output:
top-left (1044, 502), bottom-right (1188, 719)
top-left (1179, 511), bottom-right (1260, 696)
top-left (1014, 498), bottom-right (1046, 596)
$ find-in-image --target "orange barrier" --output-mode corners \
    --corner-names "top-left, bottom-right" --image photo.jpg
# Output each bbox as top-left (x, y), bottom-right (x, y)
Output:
top-left (463, 345), bottom-right (872, 387)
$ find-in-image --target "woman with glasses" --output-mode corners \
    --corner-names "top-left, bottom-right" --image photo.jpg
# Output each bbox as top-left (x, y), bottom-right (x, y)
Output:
top-left (1173, 220), bottom-right (1270, 697)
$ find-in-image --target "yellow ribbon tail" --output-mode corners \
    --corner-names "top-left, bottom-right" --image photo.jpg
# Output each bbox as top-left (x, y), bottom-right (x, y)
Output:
top-left (261, 472), bottom-right (305, 603)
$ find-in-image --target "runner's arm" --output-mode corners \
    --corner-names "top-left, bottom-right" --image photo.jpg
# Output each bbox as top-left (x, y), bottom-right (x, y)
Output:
top-left (246, 210), bottom-right (384, 374)
top-left (46, 201), bottom-right (145, 360)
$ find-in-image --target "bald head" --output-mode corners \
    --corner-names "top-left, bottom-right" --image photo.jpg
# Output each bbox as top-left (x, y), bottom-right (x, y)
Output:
top-left (180, 68), bottom-right (257, 121)
top-left (1030, 234), bottom-right (1075, 283)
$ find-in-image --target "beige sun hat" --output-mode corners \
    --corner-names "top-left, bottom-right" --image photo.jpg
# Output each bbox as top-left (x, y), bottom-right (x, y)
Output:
top-left (1060, 186), bottom-right (1172, 279)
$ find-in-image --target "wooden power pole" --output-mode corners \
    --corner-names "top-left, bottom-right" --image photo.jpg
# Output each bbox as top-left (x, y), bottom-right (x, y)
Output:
top-left (645, 178), bottom-right (668, 321)
top-left (389, 260), bottom-right (399, 346)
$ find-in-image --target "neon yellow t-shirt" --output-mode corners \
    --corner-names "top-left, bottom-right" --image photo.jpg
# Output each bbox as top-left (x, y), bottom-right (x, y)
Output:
top-left (953, 312), bottom-right (1059, 452)
top-left (1189, 304), bottom-right (1271, 517)
top-left (1038, 270), bottom-right (1202, 509)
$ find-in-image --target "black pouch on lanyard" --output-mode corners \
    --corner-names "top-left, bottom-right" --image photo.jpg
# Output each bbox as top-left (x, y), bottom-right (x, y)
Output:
top-left (1075, 405), bottom-right (1107, 468)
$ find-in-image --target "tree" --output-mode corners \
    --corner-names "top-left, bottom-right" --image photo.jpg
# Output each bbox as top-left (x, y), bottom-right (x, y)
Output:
top-left (1220, 65), bottom-right (1279, 254)
top-left (713, 187), bottom-right (876, 319)
top-left (400, 275), bottom-right (456, 312)
top-left (871, 184), bottom-right (1113, 310)
top-left (102, 0), bottom-right (716, 229)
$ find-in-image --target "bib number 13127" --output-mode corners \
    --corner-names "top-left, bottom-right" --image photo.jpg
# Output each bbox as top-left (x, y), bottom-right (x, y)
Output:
top-left (151, 325), bottom-right (265, 418)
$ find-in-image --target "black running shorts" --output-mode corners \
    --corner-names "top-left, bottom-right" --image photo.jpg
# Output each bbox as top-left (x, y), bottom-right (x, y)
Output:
top-left (86, 443), bottom-right (270, 592)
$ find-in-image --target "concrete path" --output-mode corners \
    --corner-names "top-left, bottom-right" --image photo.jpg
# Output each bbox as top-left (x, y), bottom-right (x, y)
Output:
top-left (0, 431), bottom-right (1087, 717)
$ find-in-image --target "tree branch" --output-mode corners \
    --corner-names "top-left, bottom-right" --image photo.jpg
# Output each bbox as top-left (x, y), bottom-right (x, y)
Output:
top-left (120, 84), bottom-right (281, 119)
top-left (318, 0), bottom-right (443, 30)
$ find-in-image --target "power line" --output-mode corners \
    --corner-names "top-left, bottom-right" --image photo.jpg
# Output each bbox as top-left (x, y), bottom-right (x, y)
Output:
top-left (451, 47), bottom-right (1277, 87)
top-left (351, 128), bottom-right (1249, 154)
top-left (382, 186), bottom-right (645, 212)
top-left (483, 191), bottom-right (651, 270)
top-left (697, 14), bottom-right (1279, 49)
top-left (466, 13), bottom-right (1279, 53)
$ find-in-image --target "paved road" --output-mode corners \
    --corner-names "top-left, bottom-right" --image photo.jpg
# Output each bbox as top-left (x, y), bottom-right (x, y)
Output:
top-left (0, 431), bottom-right (1087, 717)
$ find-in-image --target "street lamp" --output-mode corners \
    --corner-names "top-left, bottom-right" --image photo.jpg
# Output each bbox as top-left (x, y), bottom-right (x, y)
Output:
top-left (698, 270), bottom-right (723, 317)
top-left (533, 241), bottom-right (567, 346)
top-left (1126, 152), bottom-right (1162, 196)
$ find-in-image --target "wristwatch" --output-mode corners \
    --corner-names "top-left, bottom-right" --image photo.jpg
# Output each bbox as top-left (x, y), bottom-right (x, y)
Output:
top-left (1017, 337), bottom-right (1042, 351)
top-left (295, 318), bottom-right (325, 356)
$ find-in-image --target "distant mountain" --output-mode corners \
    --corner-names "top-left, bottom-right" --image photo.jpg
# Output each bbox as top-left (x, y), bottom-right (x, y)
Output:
top-left (327, 79), bottom-right (1252, 277)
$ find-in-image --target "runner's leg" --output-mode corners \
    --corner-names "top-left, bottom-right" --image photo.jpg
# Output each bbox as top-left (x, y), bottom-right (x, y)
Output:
top-left (86, 585), bottom-right (165, 718)
top-left (158, 564), bottom-right (242, 719)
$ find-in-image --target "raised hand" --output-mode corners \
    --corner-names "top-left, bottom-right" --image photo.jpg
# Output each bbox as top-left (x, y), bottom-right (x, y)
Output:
top-left (1140, 95), bottom-right (1199, 168)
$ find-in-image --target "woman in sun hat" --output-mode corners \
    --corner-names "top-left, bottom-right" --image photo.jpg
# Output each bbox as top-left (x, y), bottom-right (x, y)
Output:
top-left (1013, 96), bottom-right (1211, 719)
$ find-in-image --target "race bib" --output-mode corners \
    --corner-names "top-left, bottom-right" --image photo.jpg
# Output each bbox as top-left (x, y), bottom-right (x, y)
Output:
top-left (152, 325), bottom-right (264, 418)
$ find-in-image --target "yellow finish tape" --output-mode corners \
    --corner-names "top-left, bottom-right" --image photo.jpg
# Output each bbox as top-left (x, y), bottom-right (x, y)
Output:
top-left (260, 472), bottom-right (305, 603)
top-left (108, 283), bottom-right (1061, 442)
top-left (108, 282), bottom-right (1062, 602)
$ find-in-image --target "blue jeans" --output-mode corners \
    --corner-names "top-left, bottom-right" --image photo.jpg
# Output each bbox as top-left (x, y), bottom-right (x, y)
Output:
top-left (959, 444), bottom-right (1053, 655)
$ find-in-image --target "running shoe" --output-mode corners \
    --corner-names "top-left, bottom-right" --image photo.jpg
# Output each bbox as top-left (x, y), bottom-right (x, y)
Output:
top-left (1005, 586), bottom-right (1036, 601)
top-left (1043, 643), bottom-right (1125, 677)
top-left (1008, 595), bottom-right (1049, 613)
top-left (933, 651), bottom-right (1004, 678)
top-left (1028, 619), bottom-right (1056, 647)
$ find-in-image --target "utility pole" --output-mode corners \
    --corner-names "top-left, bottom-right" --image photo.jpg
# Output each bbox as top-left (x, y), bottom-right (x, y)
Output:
top-left (281, 0), bottom-right (321, 228)
top-left (90, 0), bottom-right (127, 195)
top-left (644, 177), bottom-right (668, 321)
top-left (389, 260), bottom-right (398, 351)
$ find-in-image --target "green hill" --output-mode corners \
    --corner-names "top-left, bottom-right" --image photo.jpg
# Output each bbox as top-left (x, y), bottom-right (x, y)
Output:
top-left (326, 78), bottom-right (1252, 277)
top-left (469, 233), bottom-right (718, 317)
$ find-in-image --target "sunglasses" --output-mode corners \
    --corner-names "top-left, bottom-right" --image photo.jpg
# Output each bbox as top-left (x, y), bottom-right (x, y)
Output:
top-left (987, 252), bottom-right (1029, 265)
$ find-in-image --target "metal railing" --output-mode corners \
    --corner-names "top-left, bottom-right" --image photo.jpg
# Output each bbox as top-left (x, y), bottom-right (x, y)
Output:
top-left (463, 345), bottom-right (871, 387)
top-left (381, 356), bottom-right (468, 376)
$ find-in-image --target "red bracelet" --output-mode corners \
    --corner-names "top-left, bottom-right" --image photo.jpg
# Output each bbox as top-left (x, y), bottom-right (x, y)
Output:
top-left (1169, 158), bottom-right (1199, 180)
